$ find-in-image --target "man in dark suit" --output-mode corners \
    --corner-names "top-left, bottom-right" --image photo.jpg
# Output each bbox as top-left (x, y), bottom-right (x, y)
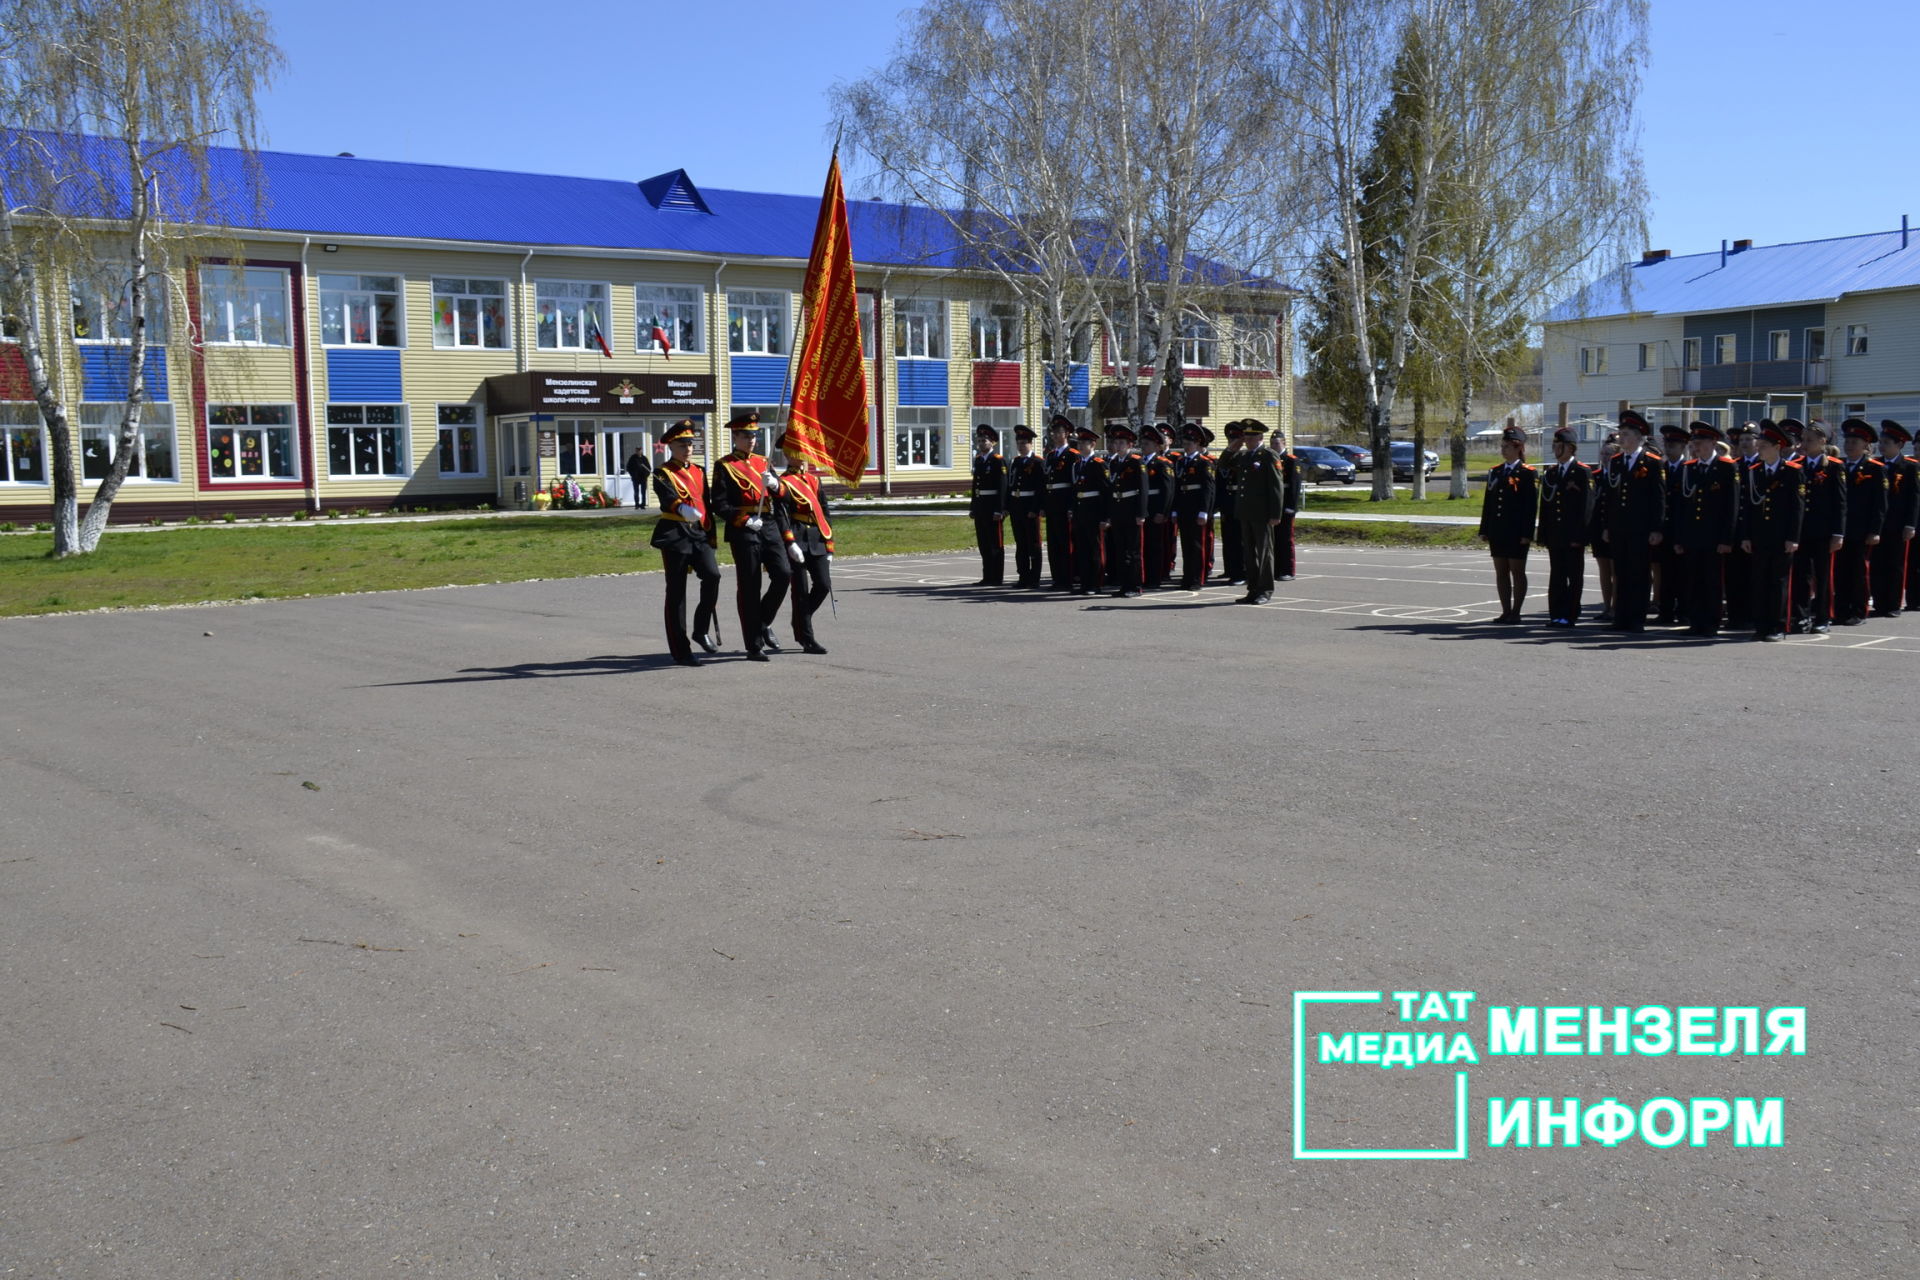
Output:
top-left (1042, 415), bottom-right (1081, 592)
top-left (1535, 424), bottom-right (1592, 626)
top-left (968, 424), bottom-right (1010, 586)
top-left (1603, 410), bottom-right (1666, 632)
top-left (1739, 421), bottom-right (1804, 642)
top-left (1005, 425), bottom-right (1047, 589)
top-left (1478, 424), bottom-right (1537, 623)
top-left (1790, 419), bottom-right (1846, 634)
top-left (1871, 420), bottom-right (1919, 616)
top-left (624, 444), bottom-right (653, 509)
top-left (1669, 422), bottom-right (1738, 637)
top-left (1833, 418), bottom-right (1888, 624)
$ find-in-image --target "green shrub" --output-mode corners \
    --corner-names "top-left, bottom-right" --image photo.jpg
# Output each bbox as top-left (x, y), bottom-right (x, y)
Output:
top-left (221, 512), bottom-right (237, 523)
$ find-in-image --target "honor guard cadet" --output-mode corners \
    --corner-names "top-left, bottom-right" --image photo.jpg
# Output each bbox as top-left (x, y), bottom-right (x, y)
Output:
top-left (1141, 424), bottom-right (1177, 589)
top-left (1104, 424), bottom-right (1148, 597)
top-left (1536, 425), bottom-right (1592, 626)
top-left (1602, 410), bottom-right (1667, 632)
top-left (1588, 431), bottom-right (1622, 623)
top-left (1270, 425), bottom-right (1304, 581)
top-left (1653, 422), bottom-right (1690, 623)
top-left (1671, 422), bottom-right (1738, 637)
top-left (1478, 424), bottom-right (1538, 623)
top-left (1216, 422), bottom-right (1250, 583)
top-left (1789, 419), bottom-right (1845, 634)
top-left (1235, 419), bottom-right (1296, 604)
top-left (649, 419), bottom-right (721, 667)
top-left (1043, 415), bottom-right (1081, 592)
top-left (773, 432), bottom-right (834, 655)
top-left (1834, 418), bottom-right (1888, 625)
top-left (1070, 425), bottom-right (1111, 594)
top-left (969, 424), bottom-right (1010, 586)
top-left (1723, 422), bottom-right (1762, 628)
top-left (1738, 420), bottom-right (1804, 641)
top-left (1872, 419), bottom-right (1918, 615)
top-left (1006, 424), bottom-right (1046, 589)
top-left (711, 410), bottom-right (794, 662)
top-left (1174, 423), bottom-right (1216, 588)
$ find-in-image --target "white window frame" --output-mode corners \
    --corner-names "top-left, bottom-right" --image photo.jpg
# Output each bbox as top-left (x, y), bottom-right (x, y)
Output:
top-left (1805, 328), bottom-right (1827, 361)
top-left (436, 404), bottom-right (485, 477)
top-left (318, 273), bottom-right (403, 348)
top-left (1579, 345), bottom-right (1608, 375)
top-left (1714, 334), bottom-right (1736, 365)
top-left (1178, 314), bottom-right (1218, 369)
top-left (81, 403), bottom-right (177, 483)
top-left (1682, 337), bottom-right (1702, 369)
top-left (895, 405), bottom-right (949, 469)
top-left (325, 404), bottom-right (411, 479)
top-left (552, 418), bottom-right (607, 476)
top-left (971, 303), bottom-right (1021, 362)
top-left (893, 297), bottom-right (945, 360)
top-left (728, 289), bottom-right (789, 356)
top-left (1638, 342), bottom-right (1658, 371)
top-left (206, 403), bottom-right (300, 481)
top-left (1767, 330), bottom-right (1790, 361)
top-left (499, 420), bottom-right (532, 477)
top-left (635, 283), bottom-right (704, 356)
top-left (431, 277), bottom-right (510, 350)
top-left (859, 293), bottom-right (875, 359)
top-left (0, 403), bottom-right (48, 485)
top-left (1846, 325), bottom-right (1869, 356)
top-left (198, 267), bottom-right (290, 347)
top-left (1232, 315), bottom-right (1277, 370)
top-left (536, 280), bottom-right (613, 352)
top-left (975, 407), bottom-right (1023, 442)
top-left (71, 273), bottom-right (169, 344)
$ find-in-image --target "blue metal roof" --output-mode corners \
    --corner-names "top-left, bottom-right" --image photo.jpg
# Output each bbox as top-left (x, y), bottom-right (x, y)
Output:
top-left (1546, 227), bottom-right (1920, 322)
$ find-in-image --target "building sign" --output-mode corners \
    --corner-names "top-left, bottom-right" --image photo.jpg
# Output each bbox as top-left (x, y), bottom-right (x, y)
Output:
top-left (537, 430), bottom-right (557, 458)
top-left (485, 371), bottom-right (718, 416)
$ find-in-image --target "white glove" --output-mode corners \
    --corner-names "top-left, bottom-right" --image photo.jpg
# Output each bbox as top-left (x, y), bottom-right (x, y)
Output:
top-left (764, 474), bottom-right (781, 491)
top-left (788, 544), bottom-right (805, 564)
top-left (675, 503), bottom-right (699, 522)
top-left (746, 516), bottom-right (763, 532)
top-left (822, 554), bottom-right (833, 562)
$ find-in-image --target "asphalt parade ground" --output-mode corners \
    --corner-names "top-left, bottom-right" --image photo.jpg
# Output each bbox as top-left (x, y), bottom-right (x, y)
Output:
top-left (3, 546), bottom-right (1912, 1278)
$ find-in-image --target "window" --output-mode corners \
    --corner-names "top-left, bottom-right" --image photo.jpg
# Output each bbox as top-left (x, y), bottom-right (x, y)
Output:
top-left (1108, 316), bottom-right (1159, 367)
top-left (207, 404), bottom-right (297, 479)
top-left (437, 405), bottom-right (483, 476)
top-left (975, 407), bottom-right (1024, 441)
top-left (0, 403), bottom-right (46, 483)
top-left (199, 267), bottom-right (289, 345)
top-left (728, 289), bottom-right (787, 355)
top-left (431, 277), bottom-right (509, 349)
top-left (80, 403), bottom-right (176, 481)
top-left (536, 280), bottom-right (611, 351)
top-left (1233, 315), bottom-right (1276, 370)
top-left (500, 422), bottom-right (532, 477)
top-left (1178, 314), bottom-right (1218, 368)
top-left (1579, 345), bottom-right (1608, 375)
top-left (1845, 403), bottom-right (1867, 419)
top-left (635, 284), bottom-right (702, 356)
top-left (893, 297), bottom-right (944, 359)
top-left (326, 404), bottom-right (409, 477)
top-left (553, 418), bottom-right (602, 475)
top-left (1847, 325), bottom-right (1869, 355)
top-left (896, 406), bottom-right (948, 468)
top-left (318, 274), bottom-right (400, 347)
top-left (1806, 328), bottom-right (1827, 360)
top-left (1043, 321), bottom-right (1094, 365)
top-left (71, 272), bottom-right (168, 343)
top-left (1715, 334), bottom-right (1736, 365)
top-left (1768, 330), bottom-right (1790, 361)
top-left (859, 293), bottom-right (875, 359)
top-left (971, 303), bottom-right (1021, 361)
top-left (1638, 342), bottom-right (1658, 371)
top-left (1682, 337), bottom-right (1702, 370)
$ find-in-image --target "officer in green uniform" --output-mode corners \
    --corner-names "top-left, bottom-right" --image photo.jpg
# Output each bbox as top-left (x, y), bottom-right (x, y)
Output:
top-left (1235, 420), bottom-right (1298, 604)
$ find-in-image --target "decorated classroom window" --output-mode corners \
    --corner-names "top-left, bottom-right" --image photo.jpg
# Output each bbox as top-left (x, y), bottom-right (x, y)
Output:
top-left (326, 404), bottom-right (410, 477)
top-left (1232, 315), bottom-right (1276, 370)
top-left (636, 284), bottom-right (702, 356)
top-left (971, 303), bottom-right (1021, 362)
top-left (431, 277), bottom-right (509, 349)
top-left (536, 281), bottom-right (611, 351)
top-left (554, 419), bottom-right (602, 475)
top-left (728, 290), bottom-right (787, 356)
top-left (206, 403), bottom-right (297, 479)
top-left (1178, 314), bottom-right (1219, 368)
top-left (437, 404), bottom-right (483, 475)
top-left (0, 403), bottom-right (47, 484)
top-left (80, 403), bottom-right (176, 481)
top-left (318, 274), bottom-right (401, 347)
top-left (71, 270), bottom-right (169, 343)
top-left (893, 297), bottom-right (944, 359)
top-left (198, 267), bottom-right (290, 346)
top-left (896, 405), bottom-right (947, 468)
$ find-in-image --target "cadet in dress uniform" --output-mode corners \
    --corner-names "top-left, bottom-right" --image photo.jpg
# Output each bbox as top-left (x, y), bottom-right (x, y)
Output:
top-left (1042, 415), bottom-right (1081, 592)
top-left (1588, 431), bottom-right (1621, 624)
top-left (1070, 426), bottom-right (1111, 594)
top-left (969, 424), bottom-right (1011, 586)
top-left (1174, 424), bottom-right (1216, 588)
top-left (1654, 423), bottom-right (1691, 623)
top-left (1723, 423), bottom-right (1762, 629)
top-left (1104, 424), bottom-right (1148, 597)
top-left (1216, 423), bottom-right (1249, 583)
top-left (1141, 425), bottom-right (1177, 589)
top-left (1833, 418), bottom-right (1888, 625)
top-left (1871, 420), bottom-right (1919, 616)
top-left (1670, 422), bottom-right (1738, 637)
top-left (1236, 420), bottom-right (1298, 604)
top-left (1536, 425), bottom-right (1593, 626)
top-left (710, 410), bottom-right (795, 662)
top-left (648, 419), bottom-right (722, 667)
top-left (1738, 421), bottom-right (1804, 642)
top-left (773, 432), bottom-right (834, 655)
top-left (1006, 425), bottom-right (1047, 589)
top-left (1788, 419), bottom-right (1845, 634)
top-left (1478, 424), bottom-right (1537, 623)
top-left (1602, 410), bottom-right (1666, 633)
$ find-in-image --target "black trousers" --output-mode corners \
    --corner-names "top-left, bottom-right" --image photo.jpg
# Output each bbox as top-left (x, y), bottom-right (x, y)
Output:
top-left (1834, 536), bottom-right (1874, 620)
top-left (1273, 512), bottom-right (1297, 578)
top-left (1073, 512), bottom-right (1106, 592)
top-left (1655, 542), bottom-right (1685, 620)
top-left (1545, 543), bottom-right (1585, 622)
top-left (1220, 511), bottom-right (1243, 580)
top-left (1011, 511), bottom-right (1043, 586)
top-left (1791, 541), bottom-right (1836, 629)
top-left (726, 523), bottom-right (792, 653)
top-left (1751, 545), bottom-right (1794, 637)
top-left (1871, 536), bottom-right (1910, 613)
top-left (1045, 507), bottom-right (1076, 590)
top-left (1109, 517), bottom-right (1142, 592)
top-left (1242, 517), bottom-right (1275, 598)
top-left (661, 542), bottom-right (720, 660)
top-left (1611, 535), bottom-right (1653, 630)
top-left (973, 515), bottom-right (1005, 584)
top-left (1724, 546), bottom-right (1754, 626)
top-left (1177, 515), bottom-right (1213, 587)
top-left (1143, 517), bottom-right (1172, 587)
top-left (1677, 544), bottom-right (1725, 633)
top-left (789, 551), bottom-right (832, 644)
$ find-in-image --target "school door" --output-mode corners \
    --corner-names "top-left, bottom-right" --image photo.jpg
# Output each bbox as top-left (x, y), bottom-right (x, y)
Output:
top-left (604, 423), bottom-right (674, 506)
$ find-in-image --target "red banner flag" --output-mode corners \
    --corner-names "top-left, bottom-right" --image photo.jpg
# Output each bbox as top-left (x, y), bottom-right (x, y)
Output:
top-left (784, 154), bottom-right (871, 486)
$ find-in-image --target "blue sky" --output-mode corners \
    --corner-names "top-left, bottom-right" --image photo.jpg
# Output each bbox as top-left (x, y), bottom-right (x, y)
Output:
top-left (256, 0), bottom-right (1913, 262)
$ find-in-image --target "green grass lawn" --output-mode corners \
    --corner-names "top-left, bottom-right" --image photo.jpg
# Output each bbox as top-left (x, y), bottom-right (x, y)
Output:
top-left (1299, 486), bottom-right (1486, 517)
top-left (0, 509), bottom-right (1476, 617)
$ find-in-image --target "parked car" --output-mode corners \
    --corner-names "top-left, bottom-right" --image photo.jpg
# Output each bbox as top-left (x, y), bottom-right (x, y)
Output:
top-left (1293, 445), bottom-right (1358, 485)
top-left (1323, 443), bottom-right (1372, 472)
top-left (1390, 441), bottom-right (1439, 481)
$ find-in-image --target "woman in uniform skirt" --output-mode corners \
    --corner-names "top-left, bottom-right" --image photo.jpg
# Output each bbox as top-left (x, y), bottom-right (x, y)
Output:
top-left (1477, 425), bottom-right (1537, 623)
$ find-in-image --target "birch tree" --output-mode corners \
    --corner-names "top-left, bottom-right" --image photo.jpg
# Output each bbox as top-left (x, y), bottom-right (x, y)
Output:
top-left (0, 0), bottom-right (280, 555)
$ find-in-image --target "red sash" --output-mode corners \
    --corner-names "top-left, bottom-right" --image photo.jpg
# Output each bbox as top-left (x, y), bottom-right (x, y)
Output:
top-left (659, 463), bottom-right (707, 522)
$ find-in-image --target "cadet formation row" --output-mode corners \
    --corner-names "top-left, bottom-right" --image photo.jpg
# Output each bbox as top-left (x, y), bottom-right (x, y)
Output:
top-left (1477, 412), bottom-right (1920, 641)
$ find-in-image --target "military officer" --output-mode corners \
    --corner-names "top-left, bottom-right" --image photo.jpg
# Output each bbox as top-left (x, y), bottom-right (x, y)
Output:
top-left (710, 410), bottom-right (795, 661)
top-left (1042, 415), bottom-right (1081, 592)
top-left (1789, 419), bottom-right (1845, 634)
top-left (1173, 423), bottom-right (1216, 588)
top-left (969, 424), bottom-right (1010, 586)
top-left (1006, 424), bottom-right (1047, 589)
top-left (1833, 418), bottom-right (1888, 625)
top-left (1215, 422), bottom-right (1249, 583)
top-left (1235, 420), bottom-right (1298, 604)
top-left (1478, 424), bottom-right (1538, 623)
top-left (1654, 422), bottom-right (1691, 623)
top-left (1871, 419), bottom-right (1919, 616)
top-left (648, 418), bottom-right (721, 667)
top-left (1141, 424), bottom-right (1177, 589)
top-left (1738, 420), bottom-right (1803, 642)
top-left (1104, 424), bottom-right (1148, 597)
top-left (1670, 422), bottom-right (1738, 637)
top-left (1723, 422), bottom-right (1762, 629)
top-left (1536, 425), bottom-right (1592, 626)
top-left (1602, 410), bottom-right (1666, 633)
top-left (1070, 425), bottom-right (1111, 594)
top-left (774, 431), bottom-right (834, 655)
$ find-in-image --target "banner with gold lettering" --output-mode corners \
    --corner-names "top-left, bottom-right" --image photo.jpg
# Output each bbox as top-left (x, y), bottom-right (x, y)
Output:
top-left (783, 153), bottom-right (871, 485)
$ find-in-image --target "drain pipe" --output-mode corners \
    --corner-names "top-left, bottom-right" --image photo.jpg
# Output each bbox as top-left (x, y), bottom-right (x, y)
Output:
top-left (299, 235), bottom-right (319, 513)
top-left (712, 259), bottom-right (728, 462)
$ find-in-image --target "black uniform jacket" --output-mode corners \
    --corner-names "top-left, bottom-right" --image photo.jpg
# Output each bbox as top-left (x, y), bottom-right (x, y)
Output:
top-left (1882, 455), bottom-right (1920, 535)
top-left (1671, 457), bottom-right (1739, 549)
top-left (1174, 451), bottom-right (1215, 519)
top-left (650, 460), bottom-right (715, 553)
top-left (778, 470), bottom-right (834, 556)
top-left (1007, 453), bottom-right (1047, 518)
top-left (1605, 447), bottom-right (1668, 542)
top-left (1478, 461), bottom-right (1538, 543)
top-left (1043, 445), bottom-right (1082, 513)
top-left (1144, 452), bottom-right (1176, 520)
top-left (969, 449), bottom-right (1010, 519)
top-left (1536, 458), bottom-right (1593, 546)
top-left (1799, 454), bottom-right (1847, 541)
top-left (1841, 456), bottom-right (1888, 539)
top-left (1073, 451), bottom-right (1113, 523)
top-left (1737, 458), bottom-right (1805, 551)
top-left (1108, 450), bottom-right (1149, 522)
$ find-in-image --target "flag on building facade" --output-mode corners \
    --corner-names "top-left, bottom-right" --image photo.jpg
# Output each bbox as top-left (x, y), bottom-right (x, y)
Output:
top-left (584, 304), bottom-right (612, 358)
top-left (782, 153), bottom-right (870, 485)
top-left (650, 323), bottom-right (673, 359)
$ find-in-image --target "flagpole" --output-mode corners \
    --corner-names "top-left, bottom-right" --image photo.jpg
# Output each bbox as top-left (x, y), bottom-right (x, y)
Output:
top-left (774, 141), bottom-right (837, 456)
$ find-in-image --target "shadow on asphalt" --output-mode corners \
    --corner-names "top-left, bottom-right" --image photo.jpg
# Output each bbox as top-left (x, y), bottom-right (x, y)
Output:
top-left (861, 583), bottom-right (1238, 610)
top-left (1347, 620), bottom-right (1755, 649)
top-left (368, 651), bottom-right (725, 686)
